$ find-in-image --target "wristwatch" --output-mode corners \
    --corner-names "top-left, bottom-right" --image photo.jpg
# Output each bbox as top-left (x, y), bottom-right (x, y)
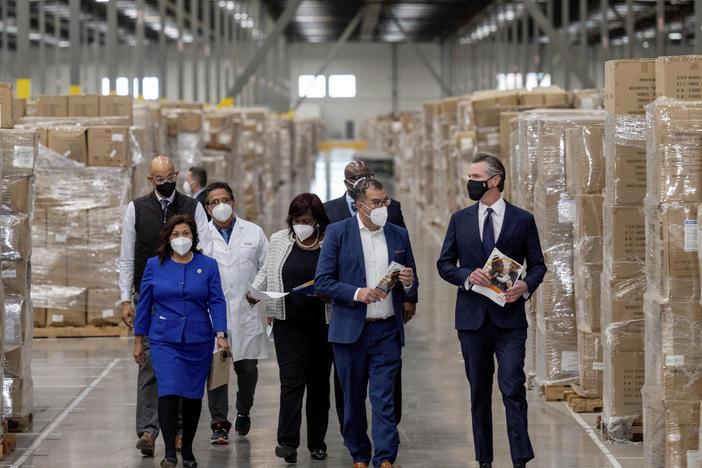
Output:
top-left (216, 332), bottom-right (228, 338)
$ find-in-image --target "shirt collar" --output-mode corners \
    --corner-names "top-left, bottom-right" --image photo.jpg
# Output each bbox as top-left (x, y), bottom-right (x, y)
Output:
top-left (215, 217), bottom-right (236, 233)
top-left (193, 187), bottom-right (205, 199)
top-left (479, 196), bottom-right (505, 217)
top-left (154, 189), bottom-right (176, 204)
top-left (345, 191), bottom-right (355, 205)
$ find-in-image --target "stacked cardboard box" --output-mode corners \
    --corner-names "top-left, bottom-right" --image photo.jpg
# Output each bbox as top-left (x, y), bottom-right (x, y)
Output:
top-left (565, 123), bottom-right (606, 395)
top-left (531, 110), bottom-right (606, 388)
top-left (601, 58), bottom-right (656, 442)
top-left (162, 103), bottom-right (204, 175)
top-left (643, 57), bottom-right (702, 466)
top-left (0, 124), bottom-right (36, 427)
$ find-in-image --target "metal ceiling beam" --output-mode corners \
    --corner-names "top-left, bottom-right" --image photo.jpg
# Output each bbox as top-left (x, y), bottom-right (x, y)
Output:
top-left (293, 6), bottom-right (365, 111)
top-left (360, 2), bottom-right (382, 41)
top-left (226, 0), bottom-right (304, 100)
top-left (523, 0), bottom-right (595, 88)
top-left (388, 11), bottom-right (453, 96)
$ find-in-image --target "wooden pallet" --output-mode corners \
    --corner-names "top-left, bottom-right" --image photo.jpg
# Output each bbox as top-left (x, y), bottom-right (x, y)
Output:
top-left (34, 324), bottom-right (130, 338)
top-left (567, 393), bottom-right (603, 413)
top-left (6, 413), bottom-right (32, 433)
top-left (541, 384), bottom-right (572, 402)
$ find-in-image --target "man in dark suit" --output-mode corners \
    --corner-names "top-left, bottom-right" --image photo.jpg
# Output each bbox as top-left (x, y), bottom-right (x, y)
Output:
top-left (323, 161), bottom-right (408, 434)
top-left (316, 179), bottom-right (418, 468)
top-left (436, 154), bottom-right (546, 468)
top-left (185, 167), bottom-right (209, 210)
top-left (324, 161), bottom-right (405, 228)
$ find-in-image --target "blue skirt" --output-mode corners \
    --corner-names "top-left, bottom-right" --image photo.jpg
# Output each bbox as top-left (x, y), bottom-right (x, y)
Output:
top-left (150, 339), bottom-right (213, 399)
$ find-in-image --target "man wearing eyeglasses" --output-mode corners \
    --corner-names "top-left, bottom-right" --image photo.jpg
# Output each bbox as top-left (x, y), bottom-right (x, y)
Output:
top-left (203, 182), bottom-right (269, 444)
top-left (316, 178), bottom-right (418, 468)
top-left (323, 161), bottom-right (410, 440)
top-left (119, 155), bottom-right (213, 457)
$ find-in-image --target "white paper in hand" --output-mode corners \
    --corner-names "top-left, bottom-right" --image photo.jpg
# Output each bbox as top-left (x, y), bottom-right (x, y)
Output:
top-left (250, 287), bottom-right (289, 300)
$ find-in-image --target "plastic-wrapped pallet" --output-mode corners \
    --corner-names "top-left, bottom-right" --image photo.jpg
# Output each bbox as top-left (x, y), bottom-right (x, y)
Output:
top-left (162, 106), bottom-right (205, 175)
top-left (644, 94), bottom-right (702, 467)
top-left (31, 133), bottom-right (135, 329)
top-left (600, 59), bottom-right (655, 443)
top-left (565, 123), bottom-right (606, 395)
top-left (1, 125), bottom-right (36, 429)
top-left (531, 110), bottom-right (606, 388)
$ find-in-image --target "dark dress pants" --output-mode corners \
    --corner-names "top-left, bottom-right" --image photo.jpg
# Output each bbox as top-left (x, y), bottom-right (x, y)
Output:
top-left (457, 314), bottom-right (534, 465)
top-left (273, 317), bottom-right (333, 451)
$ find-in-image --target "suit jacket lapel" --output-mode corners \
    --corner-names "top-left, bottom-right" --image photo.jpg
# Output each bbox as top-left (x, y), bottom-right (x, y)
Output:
top-left (496, 202), bottom-right (514, 250)
top-left (347, 216), bottom-right (366, 280)
top-left (384, 226), bottom-right (396, 264)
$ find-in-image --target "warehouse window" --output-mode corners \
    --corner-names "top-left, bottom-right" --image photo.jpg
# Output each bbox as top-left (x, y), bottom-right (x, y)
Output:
top-left (101, 78), bottom-right (110, 96)
top-left (298, 75), bottom-right (326, 98)
top-left (328, 74), bottom-right (356, 98)
top-left (116, 77), bottom-right (129, 96)
top-left (142, 77), bottom-right (159, 100)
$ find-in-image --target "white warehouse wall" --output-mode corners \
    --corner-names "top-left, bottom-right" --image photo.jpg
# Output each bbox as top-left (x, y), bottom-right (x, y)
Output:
top-left (289, 42), bottom-right (443, 139)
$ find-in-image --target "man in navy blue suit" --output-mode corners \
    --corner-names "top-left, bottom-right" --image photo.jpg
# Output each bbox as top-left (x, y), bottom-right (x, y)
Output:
top-left (316, 179), bottom-right (418, 468)
top-left (323, 160), bottom-right (407, 436)
top-left (437, 154), bottom-right (546, 468)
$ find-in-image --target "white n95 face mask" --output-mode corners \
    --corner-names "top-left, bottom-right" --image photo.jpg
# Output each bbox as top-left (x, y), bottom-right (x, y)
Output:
top-left (369, 206), bottom-right (388, 227)
top-left (293, 224), bottom-right (315, 241)
top-left (182, 181), bottom-right (192, 196)
top-left (170, 237), bottom-right (193, 256)
top-left (212, 202), bottom-right (233, 223)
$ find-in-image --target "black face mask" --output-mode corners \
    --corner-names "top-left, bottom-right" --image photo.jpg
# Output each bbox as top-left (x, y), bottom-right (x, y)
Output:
top-left (467, 178), bottom-right (492, 201)
top-left (156, 181), bottom-right (177, 198)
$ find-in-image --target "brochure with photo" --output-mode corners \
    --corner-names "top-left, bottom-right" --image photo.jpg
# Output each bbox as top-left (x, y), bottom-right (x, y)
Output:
top-left (376, 261), bottom-right (405, 299)
top-left (471, 248), bottom-right (524, 307)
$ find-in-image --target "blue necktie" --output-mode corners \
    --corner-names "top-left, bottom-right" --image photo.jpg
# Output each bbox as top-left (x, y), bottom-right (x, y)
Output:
top-left (483, 207), bottom-right (495, 254)
top-left (160, 199), bottom-right (170, 223)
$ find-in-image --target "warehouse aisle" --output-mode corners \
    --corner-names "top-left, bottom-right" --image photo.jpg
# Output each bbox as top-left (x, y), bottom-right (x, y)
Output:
top-left (4, 149), bottom-right (643, 467)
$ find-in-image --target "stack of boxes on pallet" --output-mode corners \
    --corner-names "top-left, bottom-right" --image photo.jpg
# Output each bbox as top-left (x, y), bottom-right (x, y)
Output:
top-left (601, 59), bottom-right (655, 442)
top-left (643, 55), bottom-right (702, 468)
top-left (565, 121), bottom-right (606, 398)
top-left (0, 84), bottom-right (36, 431)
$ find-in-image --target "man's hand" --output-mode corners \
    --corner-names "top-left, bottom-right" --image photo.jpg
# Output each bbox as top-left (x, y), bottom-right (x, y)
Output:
top-left (357, 288), bottom-right (383, 304)
top-left (245, 291), bottom-right (260, 305)
top-left (403, 302), bottom-right (416, 324)
top-left (398, 267), bottom-right (414, 287)
top-left (217, 336), bottom-right (230, 357)
top-left (468, 268), bottom-right (492, 287)
top-left (133, 337), bottom-right (145, 365)
top-left (505, 280), bottom-right (529, 303)
top-left (122, 301), bottom-right (134, 328)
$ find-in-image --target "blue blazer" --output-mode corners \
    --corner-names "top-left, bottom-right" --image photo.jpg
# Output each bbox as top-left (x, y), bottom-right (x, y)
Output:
top-left (134, 254), bottom-right (228, 344)
top-left (315, 216), bottom-right (418, 345)
top-left (436, 201), bottom-right (547, 331)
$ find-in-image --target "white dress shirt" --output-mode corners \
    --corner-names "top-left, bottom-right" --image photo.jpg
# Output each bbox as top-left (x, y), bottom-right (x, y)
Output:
top-left (119, 190), bottom-right (212, 302)
top-left (466, 196), bottom-right (529, 299)
top-left (352, 215), bottom-right (395, 320)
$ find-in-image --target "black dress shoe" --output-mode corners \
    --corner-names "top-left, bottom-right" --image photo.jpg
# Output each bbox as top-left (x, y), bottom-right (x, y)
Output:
top-left (182, 460), bottom-right (197, 468)
top-left (479, 463), bottom-right (492, 468)
top-left (275, 444), bottom-right (297, 463)
top-left (160, 458), bottom-right (177, 468)
top-left (310, 448), bottom-right (328, 460)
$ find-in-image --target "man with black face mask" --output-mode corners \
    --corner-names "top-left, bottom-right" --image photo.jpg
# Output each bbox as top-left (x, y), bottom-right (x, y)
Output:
top-left (119, 155), bottom-right (213, 457)
top-left (437, 153), bottom-right (546, 468)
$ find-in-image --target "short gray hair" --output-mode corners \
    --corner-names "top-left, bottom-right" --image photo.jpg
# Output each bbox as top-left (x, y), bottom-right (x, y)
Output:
top-left (472, 153), bottom-right (505, 192)
top-left (353, 178), bottom-right (384, 202)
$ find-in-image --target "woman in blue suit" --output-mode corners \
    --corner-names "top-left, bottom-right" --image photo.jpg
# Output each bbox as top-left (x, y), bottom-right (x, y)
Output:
top-left (134, 215), bottom-right (229, 468)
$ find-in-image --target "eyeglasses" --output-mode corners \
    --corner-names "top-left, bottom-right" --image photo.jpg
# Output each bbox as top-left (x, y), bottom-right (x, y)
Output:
top-left (208, 197), bottom-right (233, 206)
top-left (364, 198), bottom-right (391, 209)
top-left (152, 173), bottom-right (177, 184)
top-left (345, 173), bottom-right (374, 184)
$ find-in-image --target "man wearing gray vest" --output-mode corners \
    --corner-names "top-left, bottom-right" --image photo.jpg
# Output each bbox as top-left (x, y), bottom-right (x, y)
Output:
top-left (119, 155), bottom-right (212, 456)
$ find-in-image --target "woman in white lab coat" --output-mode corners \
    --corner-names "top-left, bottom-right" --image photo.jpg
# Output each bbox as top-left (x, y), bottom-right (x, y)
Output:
top-left (203, 182), bottom-right (269, 443)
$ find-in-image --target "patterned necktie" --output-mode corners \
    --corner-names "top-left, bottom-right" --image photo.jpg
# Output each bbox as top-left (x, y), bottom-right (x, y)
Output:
top-left (160, 199), bottom-right (170, 223)
top-left (483, 207), bottom-right (495, 254)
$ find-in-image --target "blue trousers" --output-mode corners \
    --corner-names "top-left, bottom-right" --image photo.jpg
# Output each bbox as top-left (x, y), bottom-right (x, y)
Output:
top-left (332, 319), bottom-right (401, 468)
top-left (457, 315), bottom-right (534, 465)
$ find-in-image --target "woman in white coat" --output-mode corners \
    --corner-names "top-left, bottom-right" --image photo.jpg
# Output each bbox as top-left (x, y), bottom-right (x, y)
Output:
top-left (204, 182), bottom-right (269, 444)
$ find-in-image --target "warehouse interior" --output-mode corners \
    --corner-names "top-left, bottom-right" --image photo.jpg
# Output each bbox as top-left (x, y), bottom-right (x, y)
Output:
top-left (0, 0), bottom-right (702, 467)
